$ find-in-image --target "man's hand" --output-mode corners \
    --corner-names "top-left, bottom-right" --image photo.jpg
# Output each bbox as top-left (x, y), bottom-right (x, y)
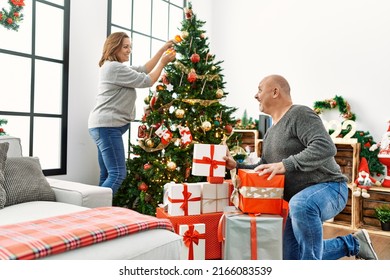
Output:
top-left (223, 148), bottom-right (237, 170)
top-left (254, 162), bottom-right (286, 180)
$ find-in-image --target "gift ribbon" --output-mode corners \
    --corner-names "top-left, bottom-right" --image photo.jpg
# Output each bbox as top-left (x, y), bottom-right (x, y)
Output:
top-left (239, 187), bottom-right (284, 198)
top-left (249, 214), bottom-right (258, 260)
top-left (193, 144), bottom-right (226, 177)
top-left (183, 224), bottom-right (206, 260)
top-left (168, 184), bottom-right (201, 215)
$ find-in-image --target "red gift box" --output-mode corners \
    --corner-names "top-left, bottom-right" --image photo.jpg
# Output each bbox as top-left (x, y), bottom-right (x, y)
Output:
top-left (232, 169), bottom-right (285, 215)
top-left (156, 207), bottom-right (222, 259)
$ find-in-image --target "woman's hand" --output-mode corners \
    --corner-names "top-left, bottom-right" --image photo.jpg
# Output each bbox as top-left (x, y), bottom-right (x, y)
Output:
top-left (161, 48), bottom-right (176, 65)
top-left (161, 40), bottom-right (175, 52)
top-left (223, 149), bottom-right (237, 170)
top-left (254, 162), bottom-right (285, 180)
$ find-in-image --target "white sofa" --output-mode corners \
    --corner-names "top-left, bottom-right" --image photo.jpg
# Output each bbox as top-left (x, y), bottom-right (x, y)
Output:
top-left (0, 136), bottom-right (183, 260)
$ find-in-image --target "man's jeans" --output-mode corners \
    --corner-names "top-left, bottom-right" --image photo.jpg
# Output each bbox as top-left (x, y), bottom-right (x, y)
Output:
top-left (88, 124), bottom-right (129, 195)
top-left (283, 181), bottom-right (359, 260)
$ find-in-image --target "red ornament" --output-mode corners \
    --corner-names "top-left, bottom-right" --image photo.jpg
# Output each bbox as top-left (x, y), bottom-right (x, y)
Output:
top-left (11, 0), bottom-right (25, 6)
top-left (138, 124), bottom-right (147, 138)
top-left (138, 182), bottom-right (148, 192)
top-left (187, 70), bottom-right (197, 83)
top-left (224, 124), bottom-right (233, 134)
top-left (7, 18), bottom-right (13, 24)
top-left (150, 94), bottom-right (158, 110)
top-left (190, 53), bottom-right (200, 63)
top-left (143, 163), bottom-right (152, 170)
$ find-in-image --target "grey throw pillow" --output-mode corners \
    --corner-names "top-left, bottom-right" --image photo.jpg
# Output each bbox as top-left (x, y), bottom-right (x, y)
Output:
top-left (3, 157), bottom-right (56, 207)
top-left (0, 142), bottom-right (9, 209)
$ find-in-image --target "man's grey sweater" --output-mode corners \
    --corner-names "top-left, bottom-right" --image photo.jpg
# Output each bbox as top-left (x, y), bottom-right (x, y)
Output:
top-left (238, 105), bottom-right (347, 202)
top-left (88, 61), bottom-right (152, 128)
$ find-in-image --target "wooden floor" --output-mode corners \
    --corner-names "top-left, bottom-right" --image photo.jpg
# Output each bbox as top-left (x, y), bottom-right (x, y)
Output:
top-left (323, 224), bottom-right (390, 260)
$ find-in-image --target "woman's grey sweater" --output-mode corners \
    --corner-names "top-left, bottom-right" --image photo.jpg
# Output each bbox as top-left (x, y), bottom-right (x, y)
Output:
top-left (238, 105), bottom-right (347, 202)
top-left (88, 61), bottom-right (152, 128)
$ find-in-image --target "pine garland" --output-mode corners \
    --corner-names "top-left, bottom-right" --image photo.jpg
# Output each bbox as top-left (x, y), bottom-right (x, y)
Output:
top-left (0, 0), bottom-right (24, 31)
top-left (0, 119), bottom-right (7, 136)
top-left (313, 95), bottom-right (384, 176)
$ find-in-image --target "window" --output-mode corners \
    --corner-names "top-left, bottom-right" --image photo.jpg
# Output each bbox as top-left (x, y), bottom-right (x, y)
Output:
top-left (0, 0), bottom-right (70, 175)
top-left (107, 0), bottom-right (186, 155)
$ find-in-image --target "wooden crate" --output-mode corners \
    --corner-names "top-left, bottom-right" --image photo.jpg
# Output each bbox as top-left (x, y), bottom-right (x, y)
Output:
top-left (362, 188), bottom-right (390, 230)
top-left (231, 129), bottom-right (259, 155)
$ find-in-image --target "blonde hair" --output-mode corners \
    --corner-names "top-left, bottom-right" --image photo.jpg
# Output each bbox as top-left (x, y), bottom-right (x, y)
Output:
top-left (98, 32), bottom-right (130, 67)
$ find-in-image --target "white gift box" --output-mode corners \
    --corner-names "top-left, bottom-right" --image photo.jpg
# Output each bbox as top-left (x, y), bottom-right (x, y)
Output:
top-left (179, 223), bottom-right (206, 260)
top-left (192, 144), bottom-right (226, 177)
top-left (201, 182), bottom-right (230, 213)
top-left (166, 182), bottom-right (201, 216)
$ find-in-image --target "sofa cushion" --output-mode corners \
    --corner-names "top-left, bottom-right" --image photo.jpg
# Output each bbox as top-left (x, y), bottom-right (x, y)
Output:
top-left (2, 157), bottom-right (56, 208)
top-left (0, 142), bottom-right (9, 208)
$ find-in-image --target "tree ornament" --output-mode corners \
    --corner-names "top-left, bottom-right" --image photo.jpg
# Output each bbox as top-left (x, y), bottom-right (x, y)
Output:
top-left (201, 121), bottom-right (212, 132)
top-left (161, 73), bottom-right (170, 85)
top-left (143, 163), bottom-right (152, 170)
top-left (156, 84), bottom-right (164, 91)
top-left (200, 33), bottom-right (206, 39)
top-left (145, 138), bottom-right (154, 148)
top-left (138, 182), bottom-right (148, 192)
top-left (187, 69), bottom-right (197, 83)
top-left (150, 94), bottom-right (158, 110)
top-left (224, 124), bottom-right (233, 134)
top-left (184, 6), bottom-right (193, 19)
top-left (173, 34), bottom-right (183, 43)
top-left (167, 161), bottom-right (177, 171)
top-left (216, 88), bottom-right (224, 98)
top-left (175, 108), bottom-right (185, 118)
top-left (138, 124), bottom-right (147, 138)
top-left (181, 31), bottom-right (189, 39)
top-left (0, 0), bottom-right (25, 31)
top-left (190, 53), bottom-right (200, 63)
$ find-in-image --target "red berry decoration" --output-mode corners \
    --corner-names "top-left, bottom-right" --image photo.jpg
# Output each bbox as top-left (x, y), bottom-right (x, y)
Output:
top-left (190, 53), bottom-right (200, 63)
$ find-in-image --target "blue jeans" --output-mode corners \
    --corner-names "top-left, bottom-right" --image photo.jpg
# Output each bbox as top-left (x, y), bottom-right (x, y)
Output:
top-left (283, 181), bottom-right (359, 260)
top-left (88, 124), bottom-right (129, 195)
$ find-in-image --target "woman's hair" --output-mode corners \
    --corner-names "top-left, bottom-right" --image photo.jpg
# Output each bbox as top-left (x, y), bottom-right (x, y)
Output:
top-left (98, 32), bottom-right (129, 67)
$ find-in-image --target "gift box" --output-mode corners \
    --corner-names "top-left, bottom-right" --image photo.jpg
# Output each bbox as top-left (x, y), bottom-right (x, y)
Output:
top-left (231, 169), bottom-right (285, 215)
top-left (201, 182), bottom-right (229, 213)
top-left (156, 207), bottom-right (222, 259)
top-left (219, 207), bottom-right (283, 260)
top-left (166, 182), bottom-right (201, 216)
top-left (192, 144), bottom-right (226, 178)
top-left (179, 223), bottom-right (206, 260)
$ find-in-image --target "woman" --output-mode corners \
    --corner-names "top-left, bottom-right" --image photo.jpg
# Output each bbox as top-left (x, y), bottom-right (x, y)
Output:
top-left (88, 32), bottom-right (176, 195)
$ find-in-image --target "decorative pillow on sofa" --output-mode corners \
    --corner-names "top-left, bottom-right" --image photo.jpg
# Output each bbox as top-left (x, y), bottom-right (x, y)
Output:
top-left (0, 142), bottom-right (9, 209)
top-left (3, 157), bottom-right (56, 207)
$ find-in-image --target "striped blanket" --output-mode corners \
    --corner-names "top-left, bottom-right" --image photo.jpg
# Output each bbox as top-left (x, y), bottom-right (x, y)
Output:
top-left (0, 207), bottom-right (174, 260)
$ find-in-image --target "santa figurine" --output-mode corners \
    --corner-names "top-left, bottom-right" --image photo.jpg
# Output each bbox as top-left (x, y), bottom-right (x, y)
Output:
top-left (352, 157), bottom-right (381, 198)
top-left (370, 120), bottom-right (390, 188)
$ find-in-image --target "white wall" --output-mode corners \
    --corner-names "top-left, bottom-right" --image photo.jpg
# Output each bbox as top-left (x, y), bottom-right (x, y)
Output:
top-left (55, 0), bottom-right (389, 184)
top-left (192, 0), bottom-right (390, 142)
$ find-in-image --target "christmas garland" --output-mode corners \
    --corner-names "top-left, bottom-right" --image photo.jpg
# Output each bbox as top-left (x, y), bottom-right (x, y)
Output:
top-left (0, 0), bottom-right (24, 31)
top-left (313, 95), bottom-right (384, 176)
top-left (313, 95), bottom-right (356, 121)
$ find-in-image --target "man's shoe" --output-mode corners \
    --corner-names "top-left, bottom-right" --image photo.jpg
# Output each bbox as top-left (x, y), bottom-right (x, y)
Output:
top-left (353, 229), bottom-right (379, 260)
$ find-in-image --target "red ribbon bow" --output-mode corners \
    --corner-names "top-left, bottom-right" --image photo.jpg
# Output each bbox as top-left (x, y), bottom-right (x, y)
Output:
top-left (193, 144), bottom-right (226, 177)
top-left (183, 224), bottom-right (206, 260)
top-left (168, 184), bottom-right (201, 215)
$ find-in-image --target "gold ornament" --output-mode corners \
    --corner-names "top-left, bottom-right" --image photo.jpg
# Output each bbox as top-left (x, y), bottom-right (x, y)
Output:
top-left (167, 161), bottom-right (177, 171)
top-left (216, 89), bottom-right (224, 98)
top-left (145, 138), bottom-right (154, 148)
top-left (175, 108), bottom-right (185, 118)
top-left (201, 121), bottom-right (212, 132)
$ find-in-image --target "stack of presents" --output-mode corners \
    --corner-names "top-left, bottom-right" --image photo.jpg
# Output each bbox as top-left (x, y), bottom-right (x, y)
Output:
top-left (156, 143), bottom-right (288, 260)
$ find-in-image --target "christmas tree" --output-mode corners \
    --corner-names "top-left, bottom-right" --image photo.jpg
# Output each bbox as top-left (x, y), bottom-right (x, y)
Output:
top-left (113, 3), bottom-right (237, 216)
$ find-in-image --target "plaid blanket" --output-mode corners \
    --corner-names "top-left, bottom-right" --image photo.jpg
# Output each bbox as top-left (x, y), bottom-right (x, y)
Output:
top-left (0, 207), bottom-right (174, 260)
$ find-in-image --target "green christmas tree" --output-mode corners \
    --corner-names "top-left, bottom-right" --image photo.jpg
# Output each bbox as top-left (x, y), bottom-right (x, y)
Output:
top-left (113, 3), bottom-right (237, 216)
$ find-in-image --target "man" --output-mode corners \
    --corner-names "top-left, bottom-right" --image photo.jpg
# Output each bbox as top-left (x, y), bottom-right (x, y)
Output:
top-left (224, 74), bottom-right (378, 260)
